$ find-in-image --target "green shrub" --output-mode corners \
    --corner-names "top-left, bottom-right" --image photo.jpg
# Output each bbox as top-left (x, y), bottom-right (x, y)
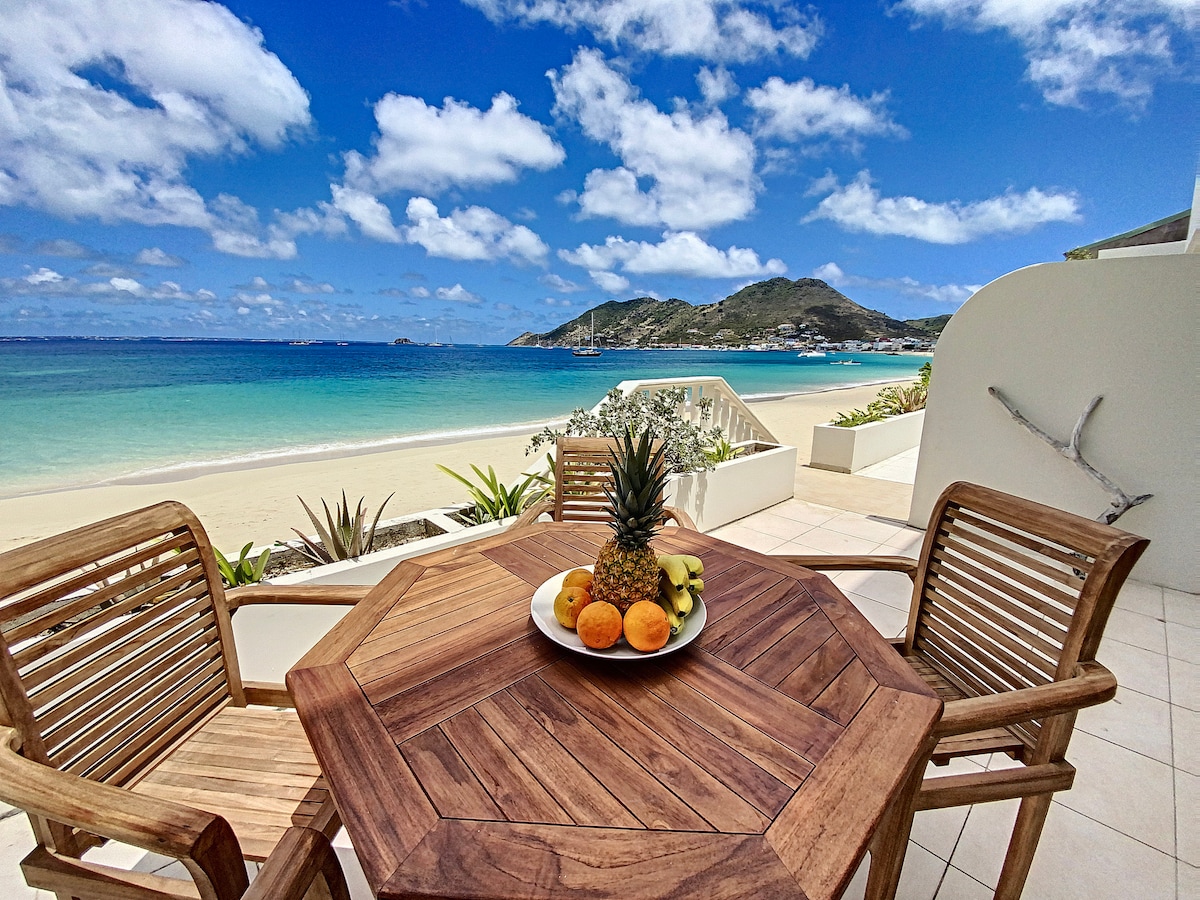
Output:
top-left (705, 436), bottom-right (745, 464)
top-left (831, 363), bottom-right (931, 427)
top-left (830, 407), bottom-right (887, 428)
top-left (280, 491), bottom-right (394, 565)
top-left (528, 386), bottom-right (723, 473)
top-left (213, 543), bottom-right (271, 586)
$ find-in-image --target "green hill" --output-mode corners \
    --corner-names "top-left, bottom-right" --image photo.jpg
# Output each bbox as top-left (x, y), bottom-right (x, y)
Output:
top-left (508, 277), bottom-right (924, 347)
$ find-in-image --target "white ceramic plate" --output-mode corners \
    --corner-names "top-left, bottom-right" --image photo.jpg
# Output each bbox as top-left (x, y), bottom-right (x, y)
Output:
top-left (530, 566), bottom-right (706, 659)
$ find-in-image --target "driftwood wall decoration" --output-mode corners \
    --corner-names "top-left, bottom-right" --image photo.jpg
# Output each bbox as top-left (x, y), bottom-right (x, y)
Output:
top-left (988, 387), bottom-right (1152, 525)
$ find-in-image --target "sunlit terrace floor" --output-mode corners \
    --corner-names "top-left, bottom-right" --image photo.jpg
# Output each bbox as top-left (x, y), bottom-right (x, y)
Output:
top-left (1, 455), bottom-right (1194, 899)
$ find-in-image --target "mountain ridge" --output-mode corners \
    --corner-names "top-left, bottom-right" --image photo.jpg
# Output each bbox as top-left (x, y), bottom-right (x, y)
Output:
top-left (508, 277), bottom-right (948, 347)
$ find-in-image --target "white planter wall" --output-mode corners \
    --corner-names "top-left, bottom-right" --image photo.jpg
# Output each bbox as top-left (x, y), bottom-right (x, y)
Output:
top-left (666, 442), bottom-right (797, 532)
top-left (809, 410), bottom-right (924, 474)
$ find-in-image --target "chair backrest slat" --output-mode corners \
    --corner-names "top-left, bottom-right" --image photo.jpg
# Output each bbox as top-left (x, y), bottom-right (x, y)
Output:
top-left (907, 482), bottom-right (1149, 752)
top-left (0, 502), bottom-right (238, 787)
top-left (10, 552), bottom-right (208, 663)
top-left (553, 436), bottom-right (668, 524)
top-left (944, 507), bottom-right (1095, 580)
top-left (927, 564), bottom-right (1068, 655)
top-left (920, 588), bottom-right (1059, 681)
top-left (936, 529), bottom-right (1084, 614)
top-left (4, 533), bottom-right (196, 638)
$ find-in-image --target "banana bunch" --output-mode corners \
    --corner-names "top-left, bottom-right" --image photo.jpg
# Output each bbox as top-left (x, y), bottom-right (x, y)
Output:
top-left (657, 554), bottom-right (704, 634)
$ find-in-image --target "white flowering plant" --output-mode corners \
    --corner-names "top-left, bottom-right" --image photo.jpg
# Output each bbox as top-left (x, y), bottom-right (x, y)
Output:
top-left (527, 386), bottom-right (723, 474)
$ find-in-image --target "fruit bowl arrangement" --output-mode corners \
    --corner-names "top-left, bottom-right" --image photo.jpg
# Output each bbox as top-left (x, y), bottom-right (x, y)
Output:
top-left (529, 557), bottom-right (707, 659)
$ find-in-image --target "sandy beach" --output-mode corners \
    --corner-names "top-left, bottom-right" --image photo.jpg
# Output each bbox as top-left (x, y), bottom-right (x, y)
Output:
top-left (0, 381), bottom-right (908, 553)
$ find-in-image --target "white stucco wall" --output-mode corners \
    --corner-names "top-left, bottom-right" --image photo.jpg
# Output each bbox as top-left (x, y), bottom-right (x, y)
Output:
top-left (910, 253), bottom-right (1198, 592)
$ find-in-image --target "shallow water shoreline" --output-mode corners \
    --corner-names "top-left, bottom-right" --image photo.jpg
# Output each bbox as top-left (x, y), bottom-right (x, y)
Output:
top-left (3, 377), bottom-right (909, 501)
top-left (0, 381), bottom-right (908, 553)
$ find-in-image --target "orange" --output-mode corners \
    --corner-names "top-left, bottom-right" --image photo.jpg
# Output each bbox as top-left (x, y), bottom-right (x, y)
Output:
top-left (575, 601), bottom-right (622, 649)
top-left (623, 600), bottom-right (670, 652)
top-left (553, 586), bottom-right (592, 629)
top-left (562, 568), bottom-right (594, 591)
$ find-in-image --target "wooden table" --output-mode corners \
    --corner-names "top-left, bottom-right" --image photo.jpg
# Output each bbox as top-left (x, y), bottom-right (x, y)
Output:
top-left (287, 523), bottom-right (941, 900)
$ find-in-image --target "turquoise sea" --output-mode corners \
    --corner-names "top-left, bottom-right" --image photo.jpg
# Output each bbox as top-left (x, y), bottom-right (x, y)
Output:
top-left (0, 338), bottom-right (926, 497)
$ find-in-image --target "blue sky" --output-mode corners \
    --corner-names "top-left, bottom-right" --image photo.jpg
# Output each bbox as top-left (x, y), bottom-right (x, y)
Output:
top-left (0, 1), bottom-right (1194, 343)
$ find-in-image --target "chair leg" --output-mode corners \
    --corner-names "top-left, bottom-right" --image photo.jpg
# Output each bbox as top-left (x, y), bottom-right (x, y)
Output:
top-left (993, 792), bottom-right (1054, 900)
top-left (864, 754), bottom-right (926, 900)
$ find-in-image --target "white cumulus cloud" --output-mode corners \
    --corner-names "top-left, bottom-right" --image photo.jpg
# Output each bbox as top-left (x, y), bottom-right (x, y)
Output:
top-left (403, 197), bottom-right (549, 264)
top-left (590, 271), bottom-right (631, 292)
top-left (463, 0), bottom-right (821, 61)
top-left (561, 231), bottom-right (785, 279)
top-left (746, 77), bottom-right (906, 141)
top-left (343, 92), bottom-right (564, 195)
top-left (813, 262), bottom-right (980, 307)
top-left (331, 186), bottom-right (403, 243)
top-left (550, 49), bottom-right (758, 230)
top-left (0, 0), bottom-right (311, 251)
top-left (897, 0), bottom-right (1195, 107)
top-left (806, 171), bottom-right (1080, 243)
top-left (135, 247), bottom-right (185, 267)
top-left (435, 284), bottom-right (484, 304)
top-left (25, 267), bottom-right (65, 285)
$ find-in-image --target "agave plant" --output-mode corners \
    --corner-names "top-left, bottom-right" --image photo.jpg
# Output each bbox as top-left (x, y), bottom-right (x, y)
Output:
top-left (281, 491), bottom-right (394, 565)
top-left (436, 462), bottom-right (549, 523)
top-left (214, 543), bottom-right (272, 587)
top-left (871, 383), bottom-right (928, 416)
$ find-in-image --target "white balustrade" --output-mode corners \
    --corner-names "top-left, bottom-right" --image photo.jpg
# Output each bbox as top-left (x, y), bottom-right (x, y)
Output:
top-left (597, 376), bottom-right (777, 444)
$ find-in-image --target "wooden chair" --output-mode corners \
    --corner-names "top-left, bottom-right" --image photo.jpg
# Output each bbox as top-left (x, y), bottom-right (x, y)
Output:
top-left (776, 481), bottom-right (1149, 900)
top-left (510, 435), bottom-right (697, 529)
top-left (0, 501), bottom-right (371, 899)
top-left (0, 725), bottom-right (350, 900)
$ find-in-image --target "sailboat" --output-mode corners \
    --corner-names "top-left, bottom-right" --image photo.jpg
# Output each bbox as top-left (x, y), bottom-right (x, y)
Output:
top-left (572, 313), bottom-right (602, 357)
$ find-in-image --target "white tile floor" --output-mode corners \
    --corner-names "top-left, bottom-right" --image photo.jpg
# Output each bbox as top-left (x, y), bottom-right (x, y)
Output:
top-left (1, 487), bottom-right (1194, 900)
top-left (855, 446), bottom-right (921, 484)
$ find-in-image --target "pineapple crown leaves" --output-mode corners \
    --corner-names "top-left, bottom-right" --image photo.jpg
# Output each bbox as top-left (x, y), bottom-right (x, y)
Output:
top-left (602, 427), bottom-right (669, 547)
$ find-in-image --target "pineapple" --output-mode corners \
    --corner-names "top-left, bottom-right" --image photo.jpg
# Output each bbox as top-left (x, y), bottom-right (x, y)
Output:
top-left (591, 428), bottom-right (669, 614)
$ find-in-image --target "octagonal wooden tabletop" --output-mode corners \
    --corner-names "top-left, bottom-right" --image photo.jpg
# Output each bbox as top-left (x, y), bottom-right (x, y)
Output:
top-left (287, 523), bottom-right (941, 900)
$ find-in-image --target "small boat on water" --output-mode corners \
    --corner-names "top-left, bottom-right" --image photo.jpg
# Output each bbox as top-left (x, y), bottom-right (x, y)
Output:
top-left (797, 350), bottom-right (825, 358)
top-left (573, 313), bottom-right (603, 357)
top-left (830, 360), bottom-right (861, 365)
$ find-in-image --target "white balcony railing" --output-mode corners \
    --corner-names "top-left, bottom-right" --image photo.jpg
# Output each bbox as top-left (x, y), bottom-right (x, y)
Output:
top-left (598, 376), bottom-right (777, 444)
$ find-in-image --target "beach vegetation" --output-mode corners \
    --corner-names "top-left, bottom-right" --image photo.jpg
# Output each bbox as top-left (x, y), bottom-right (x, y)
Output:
top-left (213, 542), bottom-right (271, 587)
top-left (436, 463), bottom-right (549, 523)
top-left (831, 362), bottom-right (931, 427)
top-left (704, 436), bottom-right (745, 464)
top-left (527, 386), bottom-right (723, 473)
top-left (280, 491), bottom-right (394, 565)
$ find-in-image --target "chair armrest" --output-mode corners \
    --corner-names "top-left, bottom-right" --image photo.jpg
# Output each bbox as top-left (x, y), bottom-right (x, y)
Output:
top-left (934, 661), bottom-right (1117, 738)
top-left (223, 584), bottom-right (371, 611)
top-left (509, 499), bottom-right (553, 530)
top-left (245, 826), bottom-right (351, 900)
top-left (775, 555), bottom-right (920, 582)
top-left (0, 726), bottom-right (247, 895)
top-left (663, 506), bottom-right (697, 530)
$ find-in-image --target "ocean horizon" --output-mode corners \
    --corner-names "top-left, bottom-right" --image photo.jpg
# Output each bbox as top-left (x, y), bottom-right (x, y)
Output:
top-left (0, 337), bottom-right (927, 498)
